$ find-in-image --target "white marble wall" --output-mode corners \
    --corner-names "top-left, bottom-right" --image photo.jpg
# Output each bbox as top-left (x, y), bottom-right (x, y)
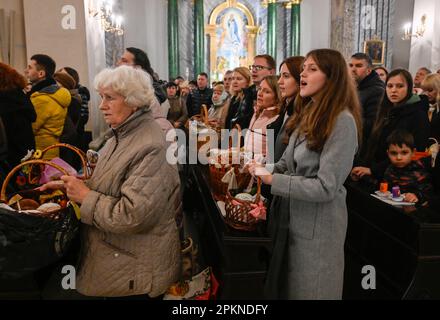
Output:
top-left (85, 0), bottom-right (107, 137)
top-left (0, 0), bottom-right (27, 70)
top-left (122, 0), bottom-right (168, 80)
top-left (409, 0), bottom-right (440, 74)
top-left (300, 0), bottom-right (331, 55)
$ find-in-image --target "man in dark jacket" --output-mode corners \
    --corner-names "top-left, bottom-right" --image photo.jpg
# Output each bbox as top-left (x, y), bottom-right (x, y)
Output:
top-left (349, 53), bottom-right (385, 153)
top-left (186, 72), bottom-right (213, 117)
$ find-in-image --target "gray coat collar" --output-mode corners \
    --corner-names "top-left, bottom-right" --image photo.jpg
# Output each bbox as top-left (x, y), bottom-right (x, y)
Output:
top-left (111, 108), bottom-right (152, 139)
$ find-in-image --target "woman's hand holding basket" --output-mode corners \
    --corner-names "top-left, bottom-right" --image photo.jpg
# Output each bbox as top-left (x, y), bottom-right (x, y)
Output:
top-left (247, 161), bottom-right (273, 185)
top-left (39, 176), bottom-right (90, 204)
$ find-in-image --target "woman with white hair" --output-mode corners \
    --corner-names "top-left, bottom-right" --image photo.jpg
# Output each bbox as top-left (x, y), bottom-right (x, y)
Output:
top-left (41, 65), bottom-right (181, 299)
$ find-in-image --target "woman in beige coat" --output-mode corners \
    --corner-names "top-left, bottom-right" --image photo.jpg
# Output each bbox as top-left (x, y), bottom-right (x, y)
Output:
top-left (42, 66), bottom-right (181, 299)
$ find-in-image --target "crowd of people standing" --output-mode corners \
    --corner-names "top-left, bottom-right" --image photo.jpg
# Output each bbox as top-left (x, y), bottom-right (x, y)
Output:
top-left (1, 45), bottom-right (440, 300)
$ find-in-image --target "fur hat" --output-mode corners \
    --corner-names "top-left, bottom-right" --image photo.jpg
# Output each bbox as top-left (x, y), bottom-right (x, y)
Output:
top-left (54, 72), bottom-right (76, 90)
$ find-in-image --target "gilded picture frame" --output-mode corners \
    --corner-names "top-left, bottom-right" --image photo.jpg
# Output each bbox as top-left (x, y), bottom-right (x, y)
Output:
top-left (363, 39), bottom-right (386, 65)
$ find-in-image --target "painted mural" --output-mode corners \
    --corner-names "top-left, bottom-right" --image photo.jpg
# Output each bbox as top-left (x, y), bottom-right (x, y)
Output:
top-left (215, 8), bottom-right (249, 78)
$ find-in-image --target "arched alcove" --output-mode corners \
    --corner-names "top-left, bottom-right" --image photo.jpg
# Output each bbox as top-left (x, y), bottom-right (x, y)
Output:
top-left (206, 0), bottom-right (259, 81)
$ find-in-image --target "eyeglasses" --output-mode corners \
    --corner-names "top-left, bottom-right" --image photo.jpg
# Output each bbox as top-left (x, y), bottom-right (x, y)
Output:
top-left (249, 65), bottom-right (272, 72)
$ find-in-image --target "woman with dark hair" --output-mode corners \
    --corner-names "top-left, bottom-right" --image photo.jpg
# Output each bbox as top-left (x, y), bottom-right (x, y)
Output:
top-left (272, 56), bottom-right (305, 162)
top-left (248, 49), bottom-right (362, 299)
top-left (0, 62), bottom-right (36, 168)
top-left (352, 69), bottom-right (430, 181)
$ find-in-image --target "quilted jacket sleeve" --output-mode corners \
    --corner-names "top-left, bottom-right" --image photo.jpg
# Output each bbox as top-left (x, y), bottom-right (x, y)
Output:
top-left (80, 143), bottom-right (179, 234)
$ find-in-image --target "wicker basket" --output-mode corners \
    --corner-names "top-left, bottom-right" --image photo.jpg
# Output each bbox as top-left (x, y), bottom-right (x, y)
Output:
top-left (1, 160), bottom-right (71, 218)
top-left (41, 143), bottom-right (92, 178)
top-left (208, 125), bottom-right (250, 200)
top-left (187, 105), bottom-right (225, 157)
top-left (224, 178), bottom-right (264, 232)
top-left (209, 164), bottom-right (251, 201)
top-left (1, 143), bottom-right (90, 218)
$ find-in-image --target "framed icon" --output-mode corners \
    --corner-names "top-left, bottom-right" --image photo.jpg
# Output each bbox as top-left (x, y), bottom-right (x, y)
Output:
top-left (363, 39), bottom-right (386, 65)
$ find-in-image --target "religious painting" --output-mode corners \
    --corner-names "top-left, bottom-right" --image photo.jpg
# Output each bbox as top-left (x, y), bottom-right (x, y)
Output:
top-left (363, 39), bottom-right (385, 65)
top-left (215, 8), bottom-right (248, 79)
top-left (206, 0), bottom-right (258, 82)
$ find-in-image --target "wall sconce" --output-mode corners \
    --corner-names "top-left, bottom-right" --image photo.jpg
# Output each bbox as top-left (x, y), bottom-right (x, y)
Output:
top-left (402, 14), bottom-right (427, 40)
top-left (88, 0), bottom-right (124, 36)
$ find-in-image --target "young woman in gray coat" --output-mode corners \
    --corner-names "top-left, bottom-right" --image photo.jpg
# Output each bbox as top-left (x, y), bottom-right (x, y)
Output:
top-left (249, 49), bottom-right (362, 299)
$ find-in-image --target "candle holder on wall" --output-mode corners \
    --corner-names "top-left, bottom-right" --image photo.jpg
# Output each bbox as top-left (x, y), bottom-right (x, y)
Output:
top-left (402, 14), bottom-right (426, 40)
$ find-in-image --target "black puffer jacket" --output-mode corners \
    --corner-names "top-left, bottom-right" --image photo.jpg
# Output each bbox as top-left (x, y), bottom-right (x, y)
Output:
top-left (0, 88), bottom-right (36, 167)
top-left (230, 84), bottom-right (257, 130)
top-left (186, 87), bottom-right (213, 117)
top-left (358, 71), bottom-right (385, 143)
top-left (430, 105), bottom-right (440, 142)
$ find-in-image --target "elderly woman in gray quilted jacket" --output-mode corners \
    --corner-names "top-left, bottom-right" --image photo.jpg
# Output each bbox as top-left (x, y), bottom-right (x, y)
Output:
top-left (41, 65), bottom-right (181, 299)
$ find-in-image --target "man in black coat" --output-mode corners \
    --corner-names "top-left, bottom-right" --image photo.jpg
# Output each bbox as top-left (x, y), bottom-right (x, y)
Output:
top-left (186, 72), bottom-right (213, 117)
top-left (349, 53), bottom-right (385, 157)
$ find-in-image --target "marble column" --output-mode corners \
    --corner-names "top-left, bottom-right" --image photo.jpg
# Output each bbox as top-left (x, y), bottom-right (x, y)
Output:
top-left (168, 0), bottom-right (179, 79)
top-left (194, 0), bottom-right (204, 77)
top-left (267, 1), bottom-right (277, 57)
top-left (290, 1), bottom-right (301, 56)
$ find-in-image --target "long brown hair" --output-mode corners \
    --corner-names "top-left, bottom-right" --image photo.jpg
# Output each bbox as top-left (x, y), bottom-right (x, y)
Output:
top-left (279, 56), bottom-right (305, 123)
top-left (0, 62), bottom-right (27, 92)
top-left (365, 69), bottom-right (414, 163)
top-left (256, 75), bottom-right (281, 118)
top-left (285, 49), bottom-right (362, 152)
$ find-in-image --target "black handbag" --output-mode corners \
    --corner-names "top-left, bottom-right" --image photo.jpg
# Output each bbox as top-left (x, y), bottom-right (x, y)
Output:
top-left (0, 156), bottom-right (83, 280)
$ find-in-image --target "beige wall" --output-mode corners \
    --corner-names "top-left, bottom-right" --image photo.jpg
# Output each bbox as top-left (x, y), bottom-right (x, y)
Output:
top-left (23, 0), bottom-right (90, 87)
top-left (0, 0), bottom-right (27, 70)
top-left (409, 0), bottom-right (440, 74)
top-left (22, 0), bottom-right (106, 136)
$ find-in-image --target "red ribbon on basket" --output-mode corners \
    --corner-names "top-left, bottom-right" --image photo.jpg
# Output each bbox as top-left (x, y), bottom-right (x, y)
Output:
top-left (249, 201), bottom-right (266, 221)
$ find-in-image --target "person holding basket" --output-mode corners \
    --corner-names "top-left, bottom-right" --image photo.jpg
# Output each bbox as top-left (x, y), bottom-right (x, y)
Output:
top-left (41, 66), bottom-right (181, 299)
top-left (248, 49), bottom-right (362, 299)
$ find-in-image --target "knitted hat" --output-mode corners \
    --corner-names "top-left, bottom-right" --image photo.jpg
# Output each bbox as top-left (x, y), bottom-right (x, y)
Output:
top-left (54, 72), bottom-right (76, 90)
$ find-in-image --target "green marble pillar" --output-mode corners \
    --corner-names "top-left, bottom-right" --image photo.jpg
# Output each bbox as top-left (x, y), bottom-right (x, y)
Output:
top-left (194, 0), bottom-right (205, 78)
top-left (291, 2), bottom-right (301, 56)
top-left (267, 1), bottom-right (277, 58)
top-left (168, 0), bottom-right (179, 79)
